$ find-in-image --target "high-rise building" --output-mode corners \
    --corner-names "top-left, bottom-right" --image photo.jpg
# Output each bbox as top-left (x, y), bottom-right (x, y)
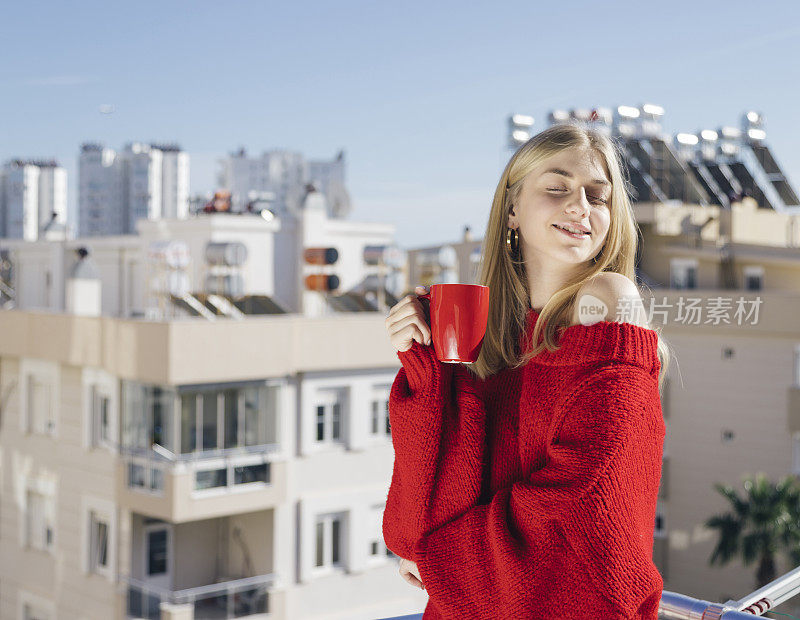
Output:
top-left (217, 148), bottom-right (351, 220)
top-left (78, 142), bottom-right (190, 237)
top-left (0, 159), bottom-right (67, 241)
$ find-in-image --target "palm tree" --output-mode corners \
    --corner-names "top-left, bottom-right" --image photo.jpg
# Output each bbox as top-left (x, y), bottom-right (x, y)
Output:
top-left (705, 472), bottom-right (800, 589)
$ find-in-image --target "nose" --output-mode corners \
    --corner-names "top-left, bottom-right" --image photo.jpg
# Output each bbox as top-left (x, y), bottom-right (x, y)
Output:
top-left (565, 188), bottom-right (592, 217)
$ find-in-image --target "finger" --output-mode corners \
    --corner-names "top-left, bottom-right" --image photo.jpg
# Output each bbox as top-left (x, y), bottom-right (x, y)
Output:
top-left (388, 315), bottom-right (431, 344)
top-left (390, 323), bottom-right (426, 348)
top-left (401, 571), bottom-right (424, 589)
top-left (390, 298), bottom-right (427, 323)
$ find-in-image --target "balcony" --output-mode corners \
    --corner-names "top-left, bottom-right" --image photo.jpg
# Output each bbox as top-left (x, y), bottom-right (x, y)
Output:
top-left (118, 381), bottom-right (287, 522)
top-left (124, 574), bottom-right (275, 619)
top-left (119, 444), bottom-right (286, 523)
top-left (123, 512), bottom-right (282, 619)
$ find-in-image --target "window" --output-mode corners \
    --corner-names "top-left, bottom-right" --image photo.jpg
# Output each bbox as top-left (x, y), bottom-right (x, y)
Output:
top-left (121, 382), bottom-right (175, 454)
top-left (368, 503), bottom-right (390, 559)
top-left (91, 385), bottom-right (112, 448)
top-left (743, 265), bottom-right (764, 291)
top-left (194, 458), bottom-right (270, 491)
top-left (315, 512), bottom-right (344, 569)
top-left (654, 512), bottom-right (665, 535)
top-left (89, 512), bottom-right (109, 574)
top-left (126, 460), bottom-right (164, 494)
top-left (315, 389), bottom-right (344, 444)
top-left (147, 529), bottom-right (168, 576)
top-left (669, 258), bottom-right (698, 290)
top-left (180, 393), bottom-right (197, 453)
top-left (178, 384), bottom-right (275, 455)
top-left (25, 489), bottom-right (54, 553)
top-left (27, 375), bottom-right (54, 436)
top-left (370, 385), bottom-right (391, 437)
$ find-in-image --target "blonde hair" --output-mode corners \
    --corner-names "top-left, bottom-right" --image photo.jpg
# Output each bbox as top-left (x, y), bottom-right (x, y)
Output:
top-left (467, 122), bottom-right (671, 390)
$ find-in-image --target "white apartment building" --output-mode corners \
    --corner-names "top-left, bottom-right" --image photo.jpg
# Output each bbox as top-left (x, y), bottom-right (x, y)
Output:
top-left (0, 175), bottom-right (421, 619)
top-left (78, 142), bottom-right (190, 238)
top-left (0, 159), bottom-right (67, 241)
top-left (217, 149), bottom-right (351, 220)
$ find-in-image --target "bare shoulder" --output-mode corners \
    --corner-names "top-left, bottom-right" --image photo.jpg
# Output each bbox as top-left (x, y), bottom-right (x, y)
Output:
top-left (570, 272), bottom-right (651, 328)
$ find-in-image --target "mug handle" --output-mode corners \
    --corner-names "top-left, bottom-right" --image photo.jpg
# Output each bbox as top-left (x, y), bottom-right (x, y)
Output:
top-left (417, 290), bottom-right (432, 331)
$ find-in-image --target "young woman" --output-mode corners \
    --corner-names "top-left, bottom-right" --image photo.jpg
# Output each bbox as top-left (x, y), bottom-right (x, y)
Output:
top-left (382, 123), bottom-right (670, 619)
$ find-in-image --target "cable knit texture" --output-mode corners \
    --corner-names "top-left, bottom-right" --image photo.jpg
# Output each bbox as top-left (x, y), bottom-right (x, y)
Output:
top-left (382, 308), bottom-right (665, 619)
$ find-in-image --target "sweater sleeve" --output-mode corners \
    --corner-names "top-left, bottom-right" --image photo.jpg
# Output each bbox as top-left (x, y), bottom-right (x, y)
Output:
top-left (410, 363), bottom-right (666, 619)
top-left (382, 339), bottom-right (488, 560)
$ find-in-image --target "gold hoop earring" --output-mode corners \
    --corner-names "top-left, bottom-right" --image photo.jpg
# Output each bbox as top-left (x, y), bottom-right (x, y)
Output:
top-left (506, 227), bottom-right (519, 255)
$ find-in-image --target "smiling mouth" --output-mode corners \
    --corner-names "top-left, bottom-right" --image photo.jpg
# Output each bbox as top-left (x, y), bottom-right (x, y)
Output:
top-left (552, 224), bottom-right (591, 238)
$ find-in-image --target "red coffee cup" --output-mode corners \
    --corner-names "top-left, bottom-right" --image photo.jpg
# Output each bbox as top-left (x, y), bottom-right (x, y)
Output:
top-left (418, 283), bottom-right (490, 364)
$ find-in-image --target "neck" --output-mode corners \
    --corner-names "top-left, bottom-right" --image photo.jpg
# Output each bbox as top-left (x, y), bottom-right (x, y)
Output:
top-left (522, 249), bottom-right (586, 310)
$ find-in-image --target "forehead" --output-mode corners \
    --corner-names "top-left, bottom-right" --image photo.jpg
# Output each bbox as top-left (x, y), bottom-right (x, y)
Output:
top-left (535, 147), bottom-right (611, 185)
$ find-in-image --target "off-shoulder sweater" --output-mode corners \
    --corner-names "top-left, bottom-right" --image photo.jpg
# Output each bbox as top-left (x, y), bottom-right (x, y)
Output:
top-left (382, 307), bottom-right (665, 619)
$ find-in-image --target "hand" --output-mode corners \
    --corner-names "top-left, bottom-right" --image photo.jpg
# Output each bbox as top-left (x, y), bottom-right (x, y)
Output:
top-left (385, 286), bottom-right (432, 353)
top-left (399, 557), bottom-right (425, 590)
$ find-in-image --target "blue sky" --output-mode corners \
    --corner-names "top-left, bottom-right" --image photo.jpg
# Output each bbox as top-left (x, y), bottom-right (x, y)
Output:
top-left (2, 1), bottom-right (799, 248)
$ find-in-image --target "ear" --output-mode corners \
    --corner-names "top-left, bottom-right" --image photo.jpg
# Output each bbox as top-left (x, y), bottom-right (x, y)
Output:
top-left (507, 205), bottom-right (516, 228)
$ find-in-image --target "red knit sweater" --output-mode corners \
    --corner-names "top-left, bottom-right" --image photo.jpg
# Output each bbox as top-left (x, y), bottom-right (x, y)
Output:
top-left (382, 307), bottom-right (665, 619)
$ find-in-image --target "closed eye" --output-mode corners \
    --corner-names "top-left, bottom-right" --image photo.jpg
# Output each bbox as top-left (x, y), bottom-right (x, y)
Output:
top-left (547, 188), bottom-right (608, 205)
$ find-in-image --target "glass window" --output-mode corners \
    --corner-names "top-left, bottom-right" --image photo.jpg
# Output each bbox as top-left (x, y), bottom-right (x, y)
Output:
top-left (90, 512), bottom-right (109, 572)
top-left (128, 463), bottom-right (146, 489)
top-left (244, 386), bottom-right (266, 446)
top-left (332, 517), bottom-right (340, 563)
top-left (147, 529), bottom-right (168, 575)
top-left (316, 406), bottom-right (325, 441)
top-left (371, 401), bottom-right (378, 434)
top-left (99, 394), bottom-right (110, 442)
top-left (234, 463), bottom-right (268, 485)
top-left (224, 389), bottom-right (238, 449)
top-left (180, 394), bottom-right (197, 454)
top-left (202, 392), bottom-right (218, 450)
top-left (332, 403), bottom-right (340, 440)
top-left (315, 522), bottom-right (324, 567)
top-left (195, 468), bottom-right (227, 490)
top-left (150, 467), bottom-right (164, 491)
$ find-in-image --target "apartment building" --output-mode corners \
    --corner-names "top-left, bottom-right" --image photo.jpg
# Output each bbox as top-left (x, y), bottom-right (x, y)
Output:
top-left (78, 142), bottom-right (190, 238)
top-left (0, 159), bottom-right (68, 241)
top-left (0, 171), bottom-right (424, 618)
top-left (0, 309), bottom-right (416, 619)
top-left (217, 148), bottom-right (350, 220)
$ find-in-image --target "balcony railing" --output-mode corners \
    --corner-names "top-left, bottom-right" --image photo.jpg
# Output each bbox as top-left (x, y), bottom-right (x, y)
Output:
top-left (378, 564), bottom-right (800, 619)
top-left (121, 443), bottom-right (280, 494)
top-left (121, 573), bottom-right (276, 619)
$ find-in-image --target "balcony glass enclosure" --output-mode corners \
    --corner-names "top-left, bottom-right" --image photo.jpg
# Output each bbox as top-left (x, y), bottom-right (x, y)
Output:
top-left (121, 381), bottom-right (280, 457)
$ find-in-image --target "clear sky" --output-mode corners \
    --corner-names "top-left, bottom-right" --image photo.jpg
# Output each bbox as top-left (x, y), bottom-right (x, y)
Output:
top-left (2, 1), bottom-right (799, 248)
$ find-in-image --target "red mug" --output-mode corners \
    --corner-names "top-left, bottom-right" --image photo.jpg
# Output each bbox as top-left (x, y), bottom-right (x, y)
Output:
top-left (418, 283), bottom-right (490, 364)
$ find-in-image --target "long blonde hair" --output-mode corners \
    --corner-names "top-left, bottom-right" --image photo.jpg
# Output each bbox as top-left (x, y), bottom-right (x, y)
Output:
top-left (467, 122), bottom-right (670, 390)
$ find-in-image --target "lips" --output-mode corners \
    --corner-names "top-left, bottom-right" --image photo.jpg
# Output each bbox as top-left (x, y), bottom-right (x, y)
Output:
top-left (553, 222), bottom-right (591, 234)
top-left (552, 224), bottom-right (591, 238)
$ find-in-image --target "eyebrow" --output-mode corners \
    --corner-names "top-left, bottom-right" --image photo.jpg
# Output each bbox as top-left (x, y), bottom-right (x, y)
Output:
top-left (543, 167), bottom-right (611, 187)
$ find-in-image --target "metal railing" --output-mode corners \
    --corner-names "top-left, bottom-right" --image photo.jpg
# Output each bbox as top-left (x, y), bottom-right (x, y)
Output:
top-left (378, 565), bottom-right (800, 619)
top-left (121, 573), bottom-right (275, 619)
